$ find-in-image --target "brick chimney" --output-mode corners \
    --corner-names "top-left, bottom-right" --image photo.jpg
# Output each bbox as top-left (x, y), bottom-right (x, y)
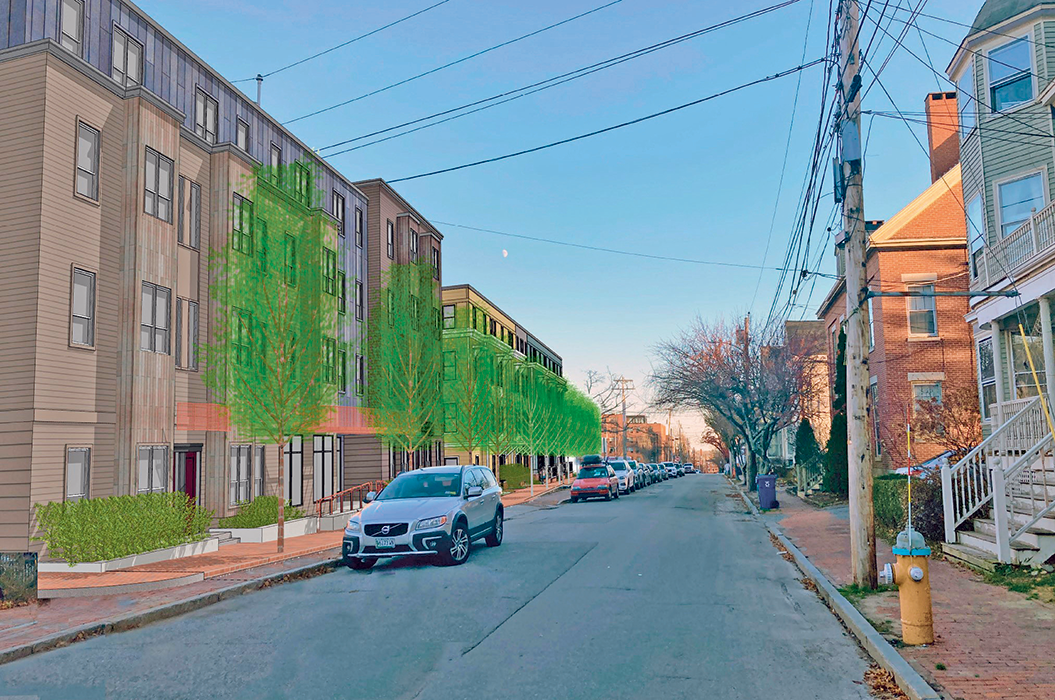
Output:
top-left (925, 91), bottom-right (959, 182)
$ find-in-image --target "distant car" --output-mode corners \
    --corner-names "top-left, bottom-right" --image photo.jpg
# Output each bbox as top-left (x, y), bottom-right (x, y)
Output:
top-left (570, 464), bottom-right (619, 502)
top-left (664, 462), bottom-right (679, 478)
top-left (676, 465), bottom-right (685, 477)
top-left (652, 463), bottom-right (667, 481)
top-left (608, 459), bottom-right (636, 494)
top-left (683, 464), bottom-right (696, 474)
top-left (342, 465), bottom-right (503, 570)
top-left (628, 460), bottom-right (648, 487)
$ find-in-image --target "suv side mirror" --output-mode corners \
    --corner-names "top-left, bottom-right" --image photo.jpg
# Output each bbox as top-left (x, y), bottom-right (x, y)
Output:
top-left (466, 485), bottom-right (483, 499)
top-left (365, 491), bottom-right (376, 504)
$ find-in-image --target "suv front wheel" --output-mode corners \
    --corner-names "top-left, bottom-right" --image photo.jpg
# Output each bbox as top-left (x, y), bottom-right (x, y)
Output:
top-left (436, 520), bottom-right (471, 566)
top-left (485, 510), bottom-right (503, 547)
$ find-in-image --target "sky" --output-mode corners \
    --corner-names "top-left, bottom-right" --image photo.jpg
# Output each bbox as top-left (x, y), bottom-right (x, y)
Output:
top-left (139, 0), bottom-right (982, 449)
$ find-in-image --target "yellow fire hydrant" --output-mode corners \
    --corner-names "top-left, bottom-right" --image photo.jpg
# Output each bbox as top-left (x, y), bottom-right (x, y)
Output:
top-left (879, 527), bottom-right (933, 645)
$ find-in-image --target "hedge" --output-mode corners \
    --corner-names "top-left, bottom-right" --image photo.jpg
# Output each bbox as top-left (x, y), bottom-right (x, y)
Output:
top-left (873, 472), bottom-right (945, 544)
top-left (216, 496), bottom-right (305, 529)
top-left (498, 463), bottom-right (530, 491)
top-left (34, 493), bottom-right (213, 565)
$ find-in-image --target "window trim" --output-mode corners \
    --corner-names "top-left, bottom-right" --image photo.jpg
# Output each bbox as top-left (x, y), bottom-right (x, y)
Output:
top-left (229, 444), bottom-right (252, 506)
top-left (356, 354), bottom-right (365, 396)
top-left (236, 118), bottom-right (250, 153)
top-left (269, 143), bottom-right (282, 183)
top-left (323, 247), bottom-right (337, 296)
top-left (178, 177), bottom-right (202, 250)
top-left (332, 191), bottom-right (345, 237)
top-left (956, 61), bottom-right (976, 139)
top-left (175, 297), bottom-right (199, 371)
top-left (111, 24), bottom-right (142, 88)
top-left (386, 220), bottom-right (394, 259)
top-left (978, 336), bottom-right (996, 422)
top-left (60, 0), bottom-right (84, 56)
top-left (143, 147), bottom-right (174, 223)
top-left (65, 445), bottom-right (91, 501)
top-left (337, 272), bottom-right (347, 314)
top-left (355, 208), bottom-right (364, 248)
top-left (232, 193), bottom-right (254, 255)
top-left (355, 281), bottom-right (364, 321)
top-left (910, 381), bottom-right (943, 416)
top-left (994, 167), bottom-right (1048, 239)
top-left (74, 120), bottom-right (100, 202)
top-left (906, 283), bottom-right (938, 338)
top-left (136, 444), bottom-right (169, 494)
top-left (140, 281), bottom-right (172, 354)
top-left (70, 265), bottom-right (97, 349)
top-left (985, 34), bottom-right (1036, 114)
top-left (966, 192), bottom-right (986, 277)
top-left (194, 87), bottom-right (219, 145)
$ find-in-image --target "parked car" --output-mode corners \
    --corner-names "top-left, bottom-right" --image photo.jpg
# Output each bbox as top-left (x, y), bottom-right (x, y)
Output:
top-left (663, 462), bottom-right (679, 478)
top-left (640, 464), bottom-right (655, 485)
top-left (652, 463), bottom-right (667, 481)
top-left (342, 465), bottom-right (503, 570)
top-left (683, 463), bottom-right (696, 474)
top-left (608, 459), bottom-right (636, 494)
top-left (629, 460), bottom-right (648, 487)
top-left (570, 464), bottom-right (620, 503)
top-left (675, 465), bottom-right (685, 477)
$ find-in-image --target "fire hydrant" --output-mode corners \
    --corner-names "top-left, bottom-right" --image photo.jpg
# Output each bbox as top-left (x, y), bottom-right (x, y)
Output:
top-left (878, 527), bottom-right (934, 645)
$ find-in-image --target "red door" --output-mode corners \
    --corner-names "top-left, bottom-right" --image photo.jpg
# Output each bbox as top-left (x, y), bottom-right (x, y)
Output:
top-left (175, 449), bottom-right (199, 501)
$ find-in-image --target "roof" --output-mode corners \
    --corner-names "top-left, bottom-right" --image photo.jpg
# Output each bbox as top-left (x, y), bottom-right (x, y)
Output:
top-left (868, 164), bottom-right (964, 246)
top-left (971, 0), bottom-right (1050, 33)
top-left (352, 178), bottom-right (444, 240)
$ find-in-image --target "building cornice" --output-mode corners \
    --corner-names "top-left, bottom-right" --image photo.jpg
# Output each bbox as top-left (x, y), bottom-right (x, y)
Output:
top-left (354, 178), bottom-right (444, 240)
top-left (948, 5), bottom-right (1055, 78)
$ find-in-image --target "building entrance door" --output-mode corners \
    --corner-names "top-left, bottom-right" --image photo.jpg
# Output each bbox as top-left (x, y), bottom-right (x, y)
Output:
top-left (174, 446), bottom-right (201, 503)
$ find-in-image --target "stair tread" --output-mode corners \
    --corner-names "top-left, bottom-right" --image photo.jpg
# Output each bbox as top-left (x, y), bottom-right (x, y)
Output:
top-left (959, 529), bottom-right (1038, 551)
top-left (974, 517), bottom-right (1055, 536)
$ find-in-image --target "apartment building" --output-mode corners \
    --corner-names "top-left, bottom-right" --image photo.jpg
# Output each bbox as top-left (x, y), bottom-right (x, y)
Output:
top-left (440, 284), bottom-right (565, 469)
top-left (818, 92), bottom-right (972, 469)
top-left (0, 0), bottom-right (371, 551)
top-left (347, 178), bottom-right (444, 480)
top-left (601, 414), bottom-right (671, 463)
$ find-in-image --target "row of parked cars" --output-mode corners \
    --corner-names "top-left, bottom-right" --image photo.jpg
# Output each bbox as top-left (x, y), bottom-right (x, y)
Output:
top-left (569, 456), bottom-right (697, 502)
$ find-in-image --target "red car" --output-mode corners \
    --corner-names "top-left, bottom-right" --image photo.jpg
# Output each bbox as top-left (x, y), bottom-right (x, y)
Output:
top-left (570, 464), bottom-right (619, 502)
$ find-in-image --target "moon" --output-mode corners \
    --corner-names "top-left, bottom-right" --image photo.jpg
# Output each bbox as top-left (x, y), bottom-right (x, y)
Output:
top-left (502, 249), bottom-right (508, 258)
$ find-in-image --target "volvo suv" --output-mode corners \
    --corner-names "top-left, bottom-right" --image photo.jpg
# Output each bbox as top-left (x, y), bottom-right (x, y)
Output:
top-left (342, 465), bottom-right (503, 570)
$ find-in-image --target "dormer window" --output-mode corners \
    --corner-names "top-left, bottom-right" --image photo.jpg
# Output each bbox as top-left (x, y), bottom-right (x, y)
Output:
top-left (988, 37), bottom-right (1032, 111)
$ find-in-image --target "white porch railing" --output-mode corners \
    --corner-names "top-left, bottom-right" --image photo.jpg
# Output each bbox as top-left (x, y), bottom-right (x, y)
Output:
top-left (992, 396), bottom-right (1041, 425)
top-left (973, 199), bottom-right (1055, 290)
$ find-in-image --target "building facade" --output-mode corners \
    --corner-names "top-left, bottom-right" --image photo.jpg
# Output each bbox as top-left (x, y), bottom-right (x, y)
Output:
top-left (601, 414), bottom-right (671, 464)
top-left (818, 93), bottom-right (972, 469)
top-left (0, 0), bottom-right (371, 551)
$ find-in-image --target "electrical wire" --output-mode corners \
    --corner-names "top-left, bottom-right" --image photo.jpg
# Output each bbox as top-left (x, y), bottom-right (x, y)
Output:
top-left (283, 0), bottom-right (623, 125)
top-left (231, 0), bottom-right (457, 83)
top-left (385, 58), bottom-right (827, 183)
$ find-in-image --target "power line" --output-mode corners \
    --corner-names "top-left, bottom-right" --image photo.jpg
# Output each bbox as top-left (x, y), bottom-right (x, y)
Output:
top-left (432, 220), bottom-right (842, 276)
top-left (231, 0), bottom-right (456, 83)
top-left (317, 0), bottom-right (808, 156)
top-left (385, 58), bottom-right (827, 183)
top-left (283, 0), bottom-right (623, 125)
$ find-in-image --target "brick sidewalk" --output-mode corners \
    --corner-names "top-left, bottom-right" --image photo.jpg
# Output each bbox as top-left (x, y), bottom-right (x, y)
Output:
top-left (768, 488), bottom-right (1055, 700)
top-left (501, 476), bottom-right (572, 507)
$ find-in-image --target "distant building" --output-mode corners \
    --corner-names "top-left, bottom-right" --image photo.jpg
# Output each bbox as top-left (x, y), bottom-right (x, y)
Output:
top-left (601, 414), bottom-right (671, 463)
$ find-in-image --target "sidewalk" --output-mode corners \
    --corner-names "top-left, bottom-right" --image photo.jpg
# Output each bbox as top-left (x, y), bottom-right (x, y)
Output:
top-left (765, 487), bottom-right (1055, 700)
top-left (501, 475), bottom-right (572, 507)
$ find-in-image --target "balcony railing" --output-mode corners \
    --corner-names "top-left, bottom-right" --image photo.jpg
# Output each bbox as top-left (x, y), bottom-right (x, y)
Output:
top-left (974, 200), bottom-right (1055, 289)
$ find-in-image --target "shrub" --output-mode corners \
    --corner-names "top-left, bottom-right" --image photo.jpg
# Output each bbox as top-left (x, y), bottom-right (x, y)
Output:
top-left (872, 472), bottom-right (945, 544)
top-left (498, 463), bottom-right (530, 491)
top-left (34, 493), bottom-right (213, 565)
top-left (217, 496), bottom-right (304, 529)
top-left (794, 418), bottom-right (822, 467)
top-left (823, 329), bottom-right (849, 497)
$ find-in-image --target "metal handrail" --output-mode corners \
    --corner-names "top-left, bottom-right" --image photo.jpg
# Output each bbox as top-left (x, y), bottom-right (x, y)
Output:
top-left (315, 479), bottom-right (387, 519)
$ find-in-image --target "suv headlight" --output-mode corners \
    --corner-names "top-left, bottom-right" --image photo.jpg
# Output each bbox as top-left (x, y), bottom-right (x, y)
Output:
top-left (345, 519), bottom-right (361, 533)
top-left (415, 515), bottom-right (448, 531)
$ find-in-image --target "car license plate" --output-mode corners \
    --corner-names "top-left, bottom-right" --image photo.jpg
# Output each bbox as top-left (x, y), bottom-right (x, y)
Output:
top-left (374, 538), bottom-right (395, 548)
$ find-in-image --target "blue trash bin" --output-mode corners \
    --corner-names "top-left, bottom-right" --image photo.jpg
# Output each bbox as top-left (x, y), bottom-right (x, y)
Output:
top-left (756, 474), bottom-right (778, 509)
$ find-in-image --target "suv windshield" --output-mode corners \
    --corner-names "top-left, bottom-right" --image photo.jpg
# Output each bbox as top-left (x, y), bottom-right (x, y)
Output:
top-left (377, 472), bottom-right (462, 500)
top-left (578, 466), bottom-right (609, 479)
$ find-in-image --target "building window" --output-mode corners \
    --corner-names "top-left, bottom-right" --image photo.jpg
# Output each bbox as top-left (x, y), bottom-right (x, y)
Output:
top-left (284, 234), bottom-right (297, 286)
top-left (144, 147), bottom-right (174, 222)
top-left (140, 281), bottom-right (171, 353)
top-left (958, 64), bottom-right (975, 135)
top-left (356, 354), bottom-right (365, 395)
top-left (338, 272), bottom-right (347, 314)
top-left (323, 248), bottom-right (337, 295)
top-left (232, 193), bottom-right (254, 254)
top-left (254, 446), bottom-right (264, 498)
top-left (978, 337), bottom-right (996, 421)
top-left (284, 436), bottom-right (303, 506)
top-left (912, 382), bottom-right (943, 414)
top-left (233, 308), bottom-right (252, 367)
top-left (967, 194), bottom-right (985, 276)
top-left (997, 172), bottom-right (1045, 238)
top-left (1010, 323), bottom-right (1046, 399)
top-left (432, 247), bottom-right (440, 279)
top-left (70, 268), bottom-right (95, 347)
top-left (75, 122), bottom-right (99, 200)
top-left (270, 143), bottom-right (282, 182)
top-left (869, 379), bottom-right (881, 457)
top-left (66, 447), bottom-right (90, 501)
top-left (443, 350), bottom-right (455, 380)
top-left (442, 304), bottom-right (455, 329)
top-left (332, 191), bottom-right (345, 236)
top-left (236, 119), bottom-right (249, 152)
top-left (176, 298), bottom-right (199, 370)
top-left (137, 445), bottom-right (168, 493)
top-left (988, 37), bottom-right (1033, 112)
top-left (867, 296), bottom-right (875, 350)
top-left (410, 230), bottom-right (418, 258)
top-left (386, 220), bottom-right (394, 259)
top-left (60, 0), bottom-right (83, 55)
top-left (194, 89), bottom-right (218, 144)
top-left (907, 284), bottom-right (937, 336)
top-left (293, 163), bottom-right (310, 204)
top-left (324, 337), bottom-right (337, 383)
top-left (111, 26), bottom-right (142, 87)
top-left (230, 445), bottom-right (251, 505)
top-left (179, 178), bottom-right (202, 249)
top-left (338, 349), bottom-right (348, 392)
top-left (355, 208), bottom-right (364, 248)
top-left (355, 281), bottom-right (364, 320)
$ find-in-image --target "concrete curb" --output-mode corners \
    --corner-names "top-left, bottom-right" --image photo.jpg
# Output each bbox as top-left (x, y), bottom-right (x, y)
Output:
top-left (0, 555), bottom-right (342, 667)
top-left (726, 478), bottom-right (940, 700)
top-left (39, 572), bottom-right (205, 599)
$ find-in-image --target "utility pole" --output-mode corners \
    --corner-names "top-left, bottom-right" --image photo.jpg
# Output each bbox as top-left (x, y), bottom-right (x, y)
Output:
top-left (614, 377), bottom-right (635, 457)
top-left (838, 0), bottom-right (877, 589)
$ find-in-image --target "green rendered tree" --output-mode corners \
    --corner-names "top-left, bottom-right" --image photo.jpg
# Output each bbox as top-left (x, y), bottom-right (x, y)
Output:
top-left (442, 304), bottom-right (498, 463)
top-left (366, 259), bottom-right (443, 465)
top-left (482, 340), bottom-right (521, 479)
top-left (823, 328), bottom-right (849, 497)
top-left (202, 160), bottom-right (338, 552)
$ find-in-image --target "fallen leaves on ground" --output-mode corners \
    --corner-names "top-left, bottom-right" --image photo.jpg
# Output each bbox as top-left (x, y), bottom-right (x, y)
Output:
top-left (799, 577), bottom-right (817, 592)
top-left (864, 665), bottom-right (908, 700)
top-left (769, 532), bottom-right (795, 562)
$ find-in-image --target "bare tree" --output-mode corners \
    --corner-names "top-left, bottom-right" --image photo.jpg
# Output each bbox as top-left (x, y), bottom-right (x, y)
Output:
top-left (581, 368), bottom-right (621, 455)
top-left (651, 317), bottom-right (806, 490)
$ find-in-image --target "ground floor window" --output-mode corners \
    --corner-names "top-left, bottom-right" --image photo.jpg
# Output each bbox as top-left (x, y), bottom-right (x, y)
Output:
top-left (912, 382), bottom-right (943, 413)
top-left (137, 445), bottom-right (168, 493)
top-left (1008, 310), bottom-right (1046, 399)
top-left (65, 447), bottom-right (91, 501)
top-left (978, 337), bottom-right (996, 420)
top-left (254, 446), bottom-right (265, 498)
top-left (313, 435), bottom-right (334, 502)
top-left (284, 437), bottom-right (303, 507)
top-left (230, 445), bottom-right (251, 505)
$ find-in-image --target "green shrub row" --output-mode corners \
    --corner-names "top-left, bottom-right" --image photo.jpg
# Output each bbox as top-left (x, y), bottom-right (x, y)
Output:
top-left (498, 463), bottom-right (530, 491)
top-left (216, 496), bottom-right (304, 529)
top-left (873, 472), bottom-right (945, 544)
top-left (34, 493), bottom-right (213, 565)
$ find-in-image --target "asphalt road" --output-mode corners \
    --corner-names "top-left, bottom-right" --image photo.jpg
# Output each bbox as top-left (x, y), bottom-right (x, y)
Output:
top-left (0, 475), bottom-right (873, 700)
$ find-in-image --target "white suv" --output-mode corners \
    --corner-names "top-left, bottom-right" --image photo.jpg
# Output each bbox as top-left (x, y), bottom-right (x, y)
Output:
top-left (608, 459), bottom-right (636, 494)
top-left (342, 465), bottom-right (503, 570)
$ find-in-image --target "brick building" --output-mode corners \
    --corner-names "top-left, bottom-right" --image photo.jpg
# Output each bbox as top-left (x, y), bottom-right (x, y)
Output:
top-left (817, 92), bottom-right (973, 469)
top-left (601, 414), bottom-right (671, 463)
